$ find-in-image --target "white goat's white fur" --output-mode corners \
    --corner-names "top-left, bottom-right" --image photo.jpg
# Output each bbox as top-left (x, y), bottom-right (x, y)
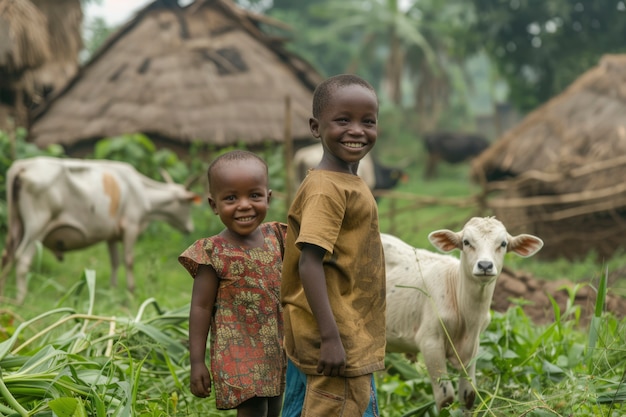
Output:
top-left (383, 217), bottom-right (543, 410)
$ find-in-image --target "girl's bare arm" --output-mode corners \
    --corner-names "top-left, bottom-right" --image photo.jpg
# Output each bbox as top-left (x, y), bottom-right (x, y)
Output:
top-left (189, 264), bottom-right (219, 397)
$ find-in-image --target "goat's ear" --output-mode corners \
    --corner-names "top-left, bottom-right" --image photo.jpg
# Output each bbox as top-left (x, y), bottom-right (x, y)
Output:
top-left (428, 230), bottom-right (461, 253)
top-left (508, 234), bottom-right (544, 257)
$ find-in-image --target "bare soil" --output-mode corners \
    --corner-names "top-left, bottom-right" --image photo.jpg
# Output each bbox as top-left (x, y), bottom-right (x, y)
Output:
top-left (492, 267), bottom-right (626, 325)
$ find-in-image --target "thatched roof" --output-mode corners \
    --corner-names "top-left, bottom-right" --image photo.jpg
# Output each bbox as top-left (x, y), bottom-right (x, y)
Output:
top-left (471, 54), bottom-right (626, 260)
top-left (0, 0), bottom-right (51, 78)
top-left (24, 0), bottom-right (83, 102)
top-left (29, 0), bottom-right (323, 155)
top-left (0, 0), bottom-right (82, 129)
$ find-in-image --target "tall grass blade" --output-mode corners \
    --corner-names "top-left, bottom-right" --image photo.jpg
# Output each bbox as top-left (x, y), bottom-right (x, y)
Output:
top-left (0, 308), bottom-right (74, 360)
top-left (0, 367), bottom-right (29, 416)
top-left (587, 266), bottom-right (608, 365)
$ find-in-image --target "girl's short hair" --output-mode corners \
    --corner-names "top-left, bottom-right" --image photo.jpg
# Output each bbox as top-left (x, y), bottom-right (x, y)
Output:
top-left (207, 150), bottom-right (267, 190)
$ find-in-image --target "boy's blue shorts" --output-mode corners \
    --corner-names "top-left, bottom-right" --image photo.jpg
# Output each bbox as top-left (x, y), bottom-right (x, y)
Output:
top-left (282, 359), bottom-right (379, 417)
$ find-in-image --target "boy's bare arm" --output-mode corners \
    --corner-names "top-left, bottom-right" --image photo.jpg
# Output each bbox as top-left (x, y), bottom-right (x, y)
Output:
top-left (299, 243), bottom-right (347, 377)
top-left (189, 264), bottom-right (219, 397)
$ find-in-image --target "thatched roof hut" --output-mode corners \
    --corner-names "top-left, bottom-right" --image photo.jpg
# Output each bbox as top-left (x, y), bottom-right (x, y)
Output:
top-left (26, 0), bottom-right (83, 102)
top-left (0, 0), bottom-right (50, 72)
top-left (471, 54), bottom-right (626, 260)
top-left (29, 0), bottom-right (323, 156)
top-left (0, 0), bottom-right (51, 127)
top-left (0, 0), bottom-right (82, 129)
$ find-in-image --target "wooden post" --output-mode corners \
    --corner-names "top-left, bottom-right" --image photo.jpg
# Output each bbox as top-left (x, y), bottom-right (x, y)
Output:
top-left (8, 117), bottom-right (16, 160)
top-left (283, 96), bottom-right (294, 213)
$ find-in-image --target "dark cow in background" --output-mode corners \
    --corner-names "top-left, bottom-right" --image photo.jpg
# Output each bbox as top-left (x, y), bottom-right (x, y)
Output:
top-left (423, 131), bottom-right (490, 179)
top-left (293, 143), bottom-right (408, 197)
top-left (0, 157), bottom-right (200, 303)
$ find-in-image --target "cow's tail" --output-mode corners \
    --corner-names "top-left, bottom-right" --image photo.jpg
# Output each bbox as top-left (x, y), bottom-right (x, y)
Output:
top-left (1, 166), bottom-right (24, 281)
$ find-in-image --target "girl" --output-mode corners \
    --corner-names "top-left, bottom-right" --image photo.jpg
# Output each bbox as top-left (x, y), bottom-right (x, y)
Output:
top-left (179, 150), bottom-right (286, 417)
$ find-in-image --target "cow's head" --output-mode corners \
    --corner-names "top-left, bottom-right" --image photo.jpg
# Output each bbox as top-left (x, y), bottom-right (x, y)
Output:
top-left (428, 217), bottom-right (543, 285)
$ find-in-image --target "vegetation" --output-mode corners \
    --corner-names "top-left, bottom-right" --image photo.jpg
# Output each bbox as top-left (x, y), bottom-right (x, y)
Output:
top-left (0, 133), bottom-right (624, 416)
top-left (4, 2), bottom-right (626, 413)
top-left (252, 0), bottom-right (626, 127)
top-left (465, 0), bottom-right (626, 111)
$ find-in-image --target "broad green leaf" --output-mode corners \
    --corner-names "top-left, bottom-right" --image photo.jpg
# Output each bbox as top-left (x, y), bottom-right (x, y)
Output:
top-left (48, 397), bottom-right (87, 417)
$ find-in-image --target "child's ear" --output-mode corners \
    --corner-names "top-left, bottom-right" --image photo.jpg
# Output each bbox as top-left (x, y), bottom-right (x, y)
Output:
top-left (207, 196), bottom-right (218, 215)
top-left (309, 117), bottom-right (320, 138)
top-left (267, 189), bottom-right (272, 204)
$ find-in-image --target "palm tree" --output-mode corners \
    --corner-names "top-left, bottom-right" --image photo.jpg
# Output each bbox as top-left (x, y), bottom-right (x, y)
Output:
top-left (405, 0), bottom-right (476, 131)
top-left (308, 0), bottom-right (437, 106)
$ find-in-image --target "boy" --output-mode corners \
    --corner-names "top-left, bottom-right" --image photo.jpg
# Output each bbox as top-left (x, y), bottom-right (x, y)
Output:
top-left (281, 74), bottom-right (386, 416)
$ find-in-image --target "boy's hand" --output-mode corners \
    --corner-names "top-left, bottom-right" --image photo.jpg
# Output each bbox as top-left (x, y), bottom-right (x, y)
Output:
top-left (190, 362), bottom-right (212, 398)
top-left (318, 337), bottom-right (346, 377)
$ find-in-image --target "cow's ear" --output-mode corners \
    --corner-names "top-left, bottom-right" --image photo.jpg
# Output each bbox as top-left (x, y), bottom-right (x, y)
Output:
top-left (508, 234), bottom-right (543, 257)
top-left (428, 230), bottom-right (461, 253)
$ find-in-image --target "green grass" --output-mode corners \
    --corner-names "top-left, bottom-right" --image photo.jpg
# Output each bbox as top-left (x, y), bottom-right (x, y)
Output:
top-left (1, 155), bottom-right (625, 416)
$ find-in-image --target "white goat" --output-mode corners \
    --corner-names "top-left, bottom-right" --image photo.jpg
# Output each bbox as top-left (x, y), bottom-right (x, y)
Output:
top-left (383, 217), bottom-right (543, 410)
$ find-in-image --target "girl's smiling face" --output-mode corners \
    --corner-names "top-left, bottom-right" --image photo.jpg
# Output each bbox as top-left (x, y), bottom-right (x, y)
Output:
top-left (208, 158), bottom-right (271, 241)
top-left (309, 84), bottom-right (378, 174)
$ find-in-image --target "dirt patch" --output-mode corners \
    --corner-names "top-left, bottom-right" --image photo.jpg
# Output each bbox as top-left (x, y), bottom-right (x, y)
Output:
top-left (492, 267), bottom-right (626, 325)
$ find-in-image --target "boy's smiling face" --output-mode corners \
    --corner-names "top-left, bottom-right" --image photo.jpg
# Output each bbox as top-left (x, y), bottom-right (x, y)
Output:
top-left (309, 84), bottom-right (378, 174)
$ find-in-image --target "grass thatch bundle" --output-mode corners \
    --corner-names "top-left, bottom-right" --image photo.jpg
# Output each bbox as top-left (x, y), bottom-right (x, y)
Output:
top-left (0, 0), bottom-right (51, 74)
top-left (472, 54), bottom-right (626, 260)
top-left (25, 0), bottom-right (82, 95)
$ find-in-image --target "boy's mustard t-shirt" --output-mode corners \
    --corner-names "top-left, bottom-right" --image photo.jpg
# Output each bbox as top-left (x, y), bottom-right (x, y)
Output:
top-left (281, 169), bottom-right (386, 377)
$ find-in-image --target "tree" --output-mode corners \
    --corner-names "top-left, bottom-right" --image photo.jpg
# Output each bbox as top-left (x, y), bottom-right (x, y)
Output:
top-left (266, 0), bottom-right (480, 132)
top-left (404, 0), bottom-right (479, 131)
top-left (467, 0), bottom-right (626, 111)
top-left (306, 0), bottom-right (437, 106)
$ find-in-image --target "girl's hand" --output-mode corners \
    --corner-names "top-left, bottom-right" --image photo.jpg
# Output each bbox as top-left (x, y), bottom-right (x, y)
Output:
top-left (190, 362), bottom-right (212, 398)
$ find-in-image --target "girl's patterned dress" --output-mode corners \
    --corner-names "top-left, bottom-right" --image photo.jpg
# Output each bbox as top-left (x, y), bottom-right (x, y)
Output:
top-left (179, 222), bottom-right (287, 409)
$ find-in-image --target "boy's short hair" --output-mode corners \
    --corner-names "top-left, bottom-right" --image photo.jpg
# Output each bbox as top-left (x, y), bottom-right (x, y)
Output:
top-left (312, 74), bottom-right (378, 119)
top-left (207, 150), bottom-right (268, 191)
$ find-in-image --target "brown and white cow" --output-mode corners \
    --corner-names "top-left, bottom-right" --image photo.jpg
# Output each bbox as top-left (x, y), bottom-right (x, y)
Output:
top-left (0, 156), bottom-right (200, 303)
top-left (383, 217), bottom-right (543, 411)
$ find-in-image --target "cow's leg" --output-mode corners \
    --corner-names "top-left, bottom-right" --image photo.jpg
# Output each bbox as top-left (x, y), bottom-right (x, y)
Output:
top-left (121, 232), bottom-right (138, 294)
top-left (457, 346), bottom-right (478, 409)
top-left (13, 242), bottom-right (38, 304)
top-left (420, 339), bottom-right (454, 410)
top-left (107, 240), bottom-right (119, 287)
top-left (424, 154), bottom-right (439, 179)
top-left (0, 263), bottom-right (12, 299)
top-left (11, 210), bottom-right (52, 303)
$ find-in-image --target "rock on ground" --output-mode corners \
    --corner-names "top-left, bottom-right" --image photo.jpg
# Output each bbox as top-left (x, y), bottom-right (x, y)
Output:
top-left (492, 267), bottom-right (626, 325)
